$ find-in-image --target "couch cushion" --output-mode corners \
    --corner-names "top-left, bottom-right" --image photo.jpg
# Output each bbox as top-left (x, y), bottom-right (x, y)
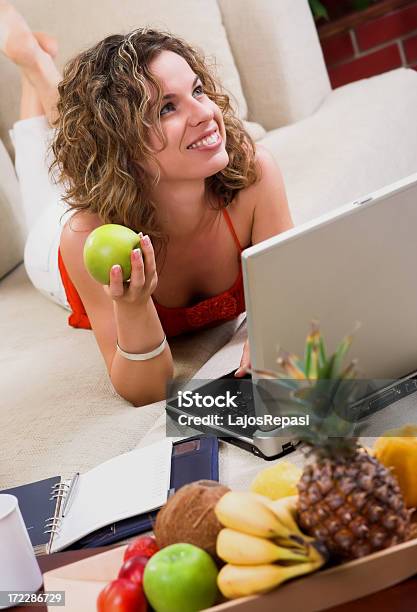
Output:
top-left (0, 139), bottom-right (25, 278)
top-left (258, 69), bottom-right (417, 225)
top-left (218, 0), bottom-right (331, 130)
top-left (0, 0), bottom-right (262, 157)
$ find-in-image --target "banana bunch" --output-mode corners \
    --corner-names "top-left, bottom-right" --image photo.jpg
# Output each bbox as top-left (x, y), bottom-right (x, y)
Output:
top-left (214, 491), bottom-right (327, 599)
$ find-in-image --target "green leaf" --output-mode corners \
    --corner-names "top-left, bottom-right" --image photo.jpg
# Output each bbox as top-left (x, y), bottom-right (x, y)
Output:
top-left (309, 341), bottom-right (320, 380)
top-left (318, 335), bottom-right (327, 369)
top-left (332, 334), bottom-right (353, 379)
top-left (317, 353), bottom-right (335, 380)
top-left (351, 0), bottom-right (372, 11)
top-left (309, 0), bottom-right (329, 21)
top-left (304, 322), bottom-right (319, 378)
top-left (304, 335), bottom-right (313, 379)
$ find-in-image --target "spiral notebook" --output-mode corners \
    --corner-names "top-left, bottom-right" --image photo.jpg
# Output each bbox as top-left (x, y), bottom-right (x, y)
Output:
top-left (47, 440), bottom-right (172, 553)
top-left (1, 436), bottom-right (219, 555)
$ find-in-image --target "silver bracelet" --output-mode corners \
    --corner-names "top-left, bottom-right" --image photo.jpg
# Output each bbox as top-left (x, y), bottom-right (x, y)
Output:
top-left (116, 335), bottom-right (167, 361)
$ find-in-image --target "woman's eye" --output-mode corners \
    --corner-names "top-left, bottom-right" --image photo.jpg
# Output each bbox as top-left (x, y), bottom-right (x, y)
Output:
top-left (160, 103), bottom-right (175, 116)
top-left (160, 85), bottom-right (204, 116)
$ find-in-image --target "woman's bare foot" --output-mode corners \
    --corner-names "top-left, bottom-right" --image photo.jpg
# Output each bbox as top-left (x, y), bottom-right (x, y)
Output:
top-left (0, 2), bottom-right (60, 122)
top-left (33, 31), bottom-right (58, 59)
top-left (0, 1), bottom-right (49, 67)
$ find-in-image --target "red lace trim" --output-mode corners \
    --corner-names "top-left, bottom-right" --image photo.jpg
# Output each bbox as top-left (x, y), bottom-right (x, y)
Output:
top-left (154, 267), bottom-right (245, 336)
top-left (58, 207), bottom-right (246, 337)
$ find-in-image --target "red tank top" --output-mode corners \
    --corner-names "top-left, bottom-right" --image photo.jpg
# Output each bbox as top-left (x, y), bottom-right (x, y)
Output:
top-left (58, 208), bottom-right (246, 337)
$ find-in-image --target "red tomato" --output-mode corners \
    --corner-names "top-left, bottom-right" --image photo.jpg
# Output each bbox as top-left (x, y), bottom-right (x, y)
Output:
top-left (118, 555), bottom-right (148, 585)
top-left (124, 536), bottom-right (159, 562)
top-left (97, 578), bottom-right (147, 612)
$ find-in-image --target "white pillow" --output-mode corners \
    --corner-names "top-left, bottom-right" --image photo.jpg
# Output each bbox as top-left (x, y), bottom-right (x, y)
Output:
top-left (0, 140), bottom-right (25, 279)
top-left (218, 0), bottom-right (331, 130)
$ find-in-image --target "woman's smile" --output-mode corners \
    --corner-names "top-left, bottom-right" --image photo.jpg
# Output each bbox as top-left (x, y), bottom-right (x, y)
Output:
top-left (186, 127), bottom-right (222, 152)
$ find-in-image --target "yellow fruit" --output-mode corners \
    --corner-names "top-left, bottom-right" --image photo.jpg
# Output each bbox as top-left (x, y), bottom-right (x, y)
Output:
top-left (216, 528), bottom-right (309, 565)
top-left (250, 461), bottom-right (302, 501)
top-left (214, 491), bottom-right (293, 539)
top-left (267, 495), bottom-right (305, 538)
top-left (217, 561), bottom-right (320, 599)
top-left (374, 425), bottom-right (417, 507)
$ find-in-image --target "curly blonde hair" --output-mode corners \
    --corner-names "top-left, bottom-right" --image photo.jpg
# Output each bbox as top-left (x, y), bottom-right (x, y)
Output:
top-left (51, 28), bottom-right (259, 247)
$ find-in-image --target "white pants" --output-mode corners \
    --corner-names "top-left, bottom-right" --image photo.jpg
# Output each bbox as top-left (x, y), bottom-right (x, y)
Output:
top-left (10, 115), bottom-right (73, 310)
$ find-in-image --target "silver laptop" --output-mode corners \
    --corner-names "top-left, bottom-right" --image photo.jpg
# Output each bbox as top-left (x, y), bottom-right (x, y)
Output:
top-left (167, 173), bottom-right (417, 458)
top-left (243, 172), bottom-right (417, 380)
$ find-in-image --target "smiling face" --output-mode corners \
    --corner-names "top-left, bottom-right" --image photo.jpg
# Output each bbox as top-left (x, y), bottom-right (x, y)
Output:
top-left (146, 50), bottom-right (229, 182)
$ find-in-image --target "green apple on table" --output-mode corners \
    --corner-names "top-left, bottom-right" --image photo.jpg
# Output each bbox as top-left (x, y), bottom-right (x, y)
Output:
top-left (143, 543), bottom-right (219, 612)
top-left (83, 224), bottom-right (142, 284)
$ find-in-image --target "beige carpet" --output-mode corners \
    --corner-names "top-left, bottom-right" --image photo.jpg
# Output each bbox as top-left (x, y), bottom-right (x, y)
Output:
top-left (0, 264), bottom-right (246, 488)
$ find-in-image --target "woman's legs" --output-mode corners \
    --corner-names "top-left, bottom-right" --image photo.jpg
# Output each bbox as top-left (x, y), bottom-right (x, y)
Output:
top-left (0, 1), bottom-right (60, 123)
top-left (19, 32), bottom-right (58, 121)
top-left (20, 72), bottom-right (44, 120)
top-left (12, 31), bottom-right (62, 230)
top-left (1, 1), bottom-right (71, 308)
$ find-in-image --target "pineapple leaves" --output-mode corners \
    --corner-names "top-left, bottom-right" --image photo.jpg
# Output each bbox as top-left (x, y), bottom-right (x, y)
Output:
top-left (331, 333), bottom-right (353, 379)
top-left (304, 321), bottom-right (322, 380)
top-left (317, 353), bottom-right (335, 381)
top-left (272, 322), bottom-right (359, 386)
top-left (277, 352), bottom-right (307, 381)
top-left (254, 378), bottom-right (311, 417)
top-left (331, 323), bottom-right (361, 379)
top-left (318, 335), bottom-right (327, 366)
top-left (259, 321), bottom-right (363, 446)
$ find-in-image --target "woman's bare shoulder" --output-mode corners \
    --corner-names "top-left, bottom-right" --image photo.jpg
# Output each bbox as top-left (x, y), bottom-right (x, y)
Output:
top-left (250, 144), bottom-right (293, 242)
top-left (60, 211), bottom-right (102, 266)
top-left (63, 210), bottom-right (102, 233)
top-left (230, 143), bottom-right (277, 209)
top-left (254, 142), bottom-right (279, 171)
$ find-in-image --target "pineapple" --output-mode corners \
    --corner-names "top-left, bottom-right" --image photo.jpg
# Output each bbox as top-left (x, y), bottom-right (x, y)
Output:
top-left (298, 441), bottom-right (411, 560)
top-left (256, 322), bottom-right (412, 561)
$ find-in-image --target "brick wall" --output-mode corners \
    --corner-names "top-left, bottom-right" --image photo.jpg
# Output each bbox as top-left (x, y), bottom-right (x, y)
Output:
top-left (319, 1), bottom-right (417, 88)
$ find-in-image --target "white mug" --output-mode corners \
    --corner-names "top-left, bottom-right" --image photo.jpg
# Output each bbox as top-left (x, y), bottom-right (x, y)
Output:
top-left (0, 495), bottom-right (43, 609)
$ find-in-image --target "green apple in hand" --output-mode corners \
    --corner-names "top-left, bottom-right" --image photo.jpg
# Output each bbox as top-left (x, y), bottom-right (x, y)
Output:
top-left (143, 543), bottom-right (218, 612)
top-left (83, 224), bottom-right (141, 284)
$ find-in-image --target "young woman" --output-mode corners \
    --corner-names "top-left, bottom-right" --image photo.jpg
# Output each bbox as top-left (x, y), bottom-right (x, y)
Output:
top-left (1, 1), bottom-right (293, 406)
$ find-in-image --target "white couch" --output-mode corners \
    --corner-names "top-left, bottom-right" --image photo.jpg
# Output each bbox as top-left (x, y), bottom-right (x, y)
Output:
top-left (1, 0), bottom-right (417, 489)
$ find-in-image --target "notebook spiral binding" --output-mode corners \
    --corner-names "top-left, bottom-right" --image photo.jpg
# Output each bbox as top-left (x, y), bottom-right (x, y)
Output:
top-left (43, 479), bottom-right (72, 554)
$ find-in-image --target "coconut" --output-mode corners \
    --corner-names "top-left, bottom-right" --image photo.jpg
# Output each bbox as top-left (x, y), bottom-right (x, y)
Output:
top-left (154, 480), bottom-right (230, 558)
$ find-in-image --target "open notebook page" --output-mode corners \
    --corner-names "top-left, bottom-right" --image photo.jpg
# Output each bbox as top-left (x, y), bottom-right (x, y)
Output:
top-left (51, 439), bottom-right (172, 552)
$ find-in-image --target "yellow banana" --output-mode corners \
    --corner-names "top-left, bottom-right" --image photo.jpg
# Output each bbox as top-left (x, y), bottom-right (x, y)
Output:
top-left (306, 540), bottom-right (328, 567)
top-left (216, 528), bottom-right (309, 565)
top-left (267, 495), bottom-right (306, 537)
top-left (267, 496), bottom-right (328, 564)
top-left (217, 561), bottom-right (320, 599)
top-left (215, 491), bottom-right (293, 539)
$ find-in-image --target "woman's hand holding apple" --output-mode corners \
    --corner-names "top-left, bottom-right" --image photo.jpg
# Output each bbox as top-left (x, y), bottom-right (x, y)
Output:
top-left (103, 234), bottom-right (158, 309)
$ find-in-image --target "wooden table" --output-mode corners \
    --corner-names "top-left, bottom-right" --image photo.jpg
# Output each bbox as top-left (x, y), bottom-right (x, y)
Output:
top-left (12, 547), bottom-right (417, 611)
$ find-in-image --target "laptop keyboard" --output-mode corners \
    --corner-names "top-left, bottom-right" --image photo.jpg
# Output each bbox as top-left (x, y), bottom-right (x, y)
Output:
top-left (168, 371), bottom-right (259, 438)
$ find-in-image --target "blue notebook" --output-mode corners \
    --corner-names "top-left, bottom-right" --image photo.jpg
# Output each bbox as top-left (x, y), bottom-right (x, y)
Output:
top-left (1, 436), bottom-right (218, 555)
top-left (2, 476), bottom-right (59, 555)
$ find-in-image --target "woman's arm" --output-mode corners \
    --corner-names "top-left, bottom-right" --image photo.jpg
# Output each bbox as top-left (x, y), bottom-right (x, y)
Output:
top-left (235, 145), bottom-right (293, 377)
top-left (60, 221), bottom-right (173, 406)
